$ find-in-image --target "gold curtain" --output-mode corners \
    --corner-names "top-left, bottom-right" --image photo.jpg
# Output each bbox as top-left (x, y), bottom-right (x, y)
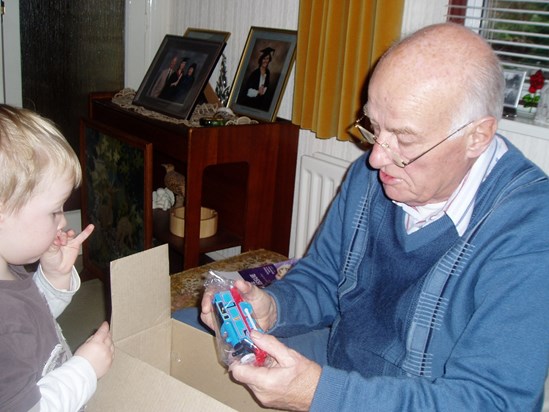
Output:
top-left (292, 0), bottom-right (404, 140)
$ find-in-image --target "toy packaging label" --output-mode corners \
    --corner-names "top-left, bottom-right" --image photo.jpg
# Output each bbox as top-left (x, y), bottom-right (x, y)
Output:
top-left (211, 258), bottom-right (298, 287)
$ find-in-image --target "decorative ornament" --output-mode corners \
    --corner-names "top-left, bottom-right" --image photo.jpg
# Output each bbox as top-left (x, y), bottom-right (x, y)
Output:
top-left (162, 163), bottom-right (186, 208)
top-left (215, 54), bottom-right (231, 107)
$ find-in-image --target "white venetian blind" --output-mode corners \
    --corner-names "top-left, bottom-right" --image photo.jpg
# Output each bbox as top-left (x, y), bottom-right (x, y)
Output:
top-left (447, 1), bottom-right (549, 74)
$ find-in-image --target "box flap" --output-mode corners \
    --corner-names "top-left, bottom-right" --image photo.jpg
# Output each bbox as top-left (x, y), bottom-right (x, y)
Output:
top-left (116, 318), bottom-right (172, 374)
top-left (110, 245), bottom-right (170, 343)
top-left (87, 348), bottom-right (237, 411)
top-left (171, 321), bottom-right (276, 412)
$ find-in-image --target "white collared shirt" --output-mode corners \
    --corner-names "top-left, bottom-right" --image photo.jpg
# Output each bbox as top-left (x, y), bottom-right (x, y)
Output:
top-left (397, 135), bottom-right (508, 236)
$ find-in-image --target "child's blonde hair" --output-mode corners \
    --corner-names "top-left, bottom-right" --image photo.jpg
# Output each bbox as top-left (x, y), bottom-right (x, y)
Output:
top-left (0, 104), bottom-right (82, 214)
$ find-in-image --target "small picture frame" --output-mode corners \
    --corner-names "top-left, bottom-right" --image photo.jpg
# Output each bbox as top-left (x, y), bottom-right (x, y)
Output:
top-left (80, 119), bottom-right (153, 281)
top-left (184, 28), bottom-right (231, 105)
top-left (503, 69), bottom-right (527, 108)
top-left (228, 27), bottom-right (297, 122)
top-left (184, 27), bottom-right (231, 44)
top-left (133, 35), bottom-right (225, 119)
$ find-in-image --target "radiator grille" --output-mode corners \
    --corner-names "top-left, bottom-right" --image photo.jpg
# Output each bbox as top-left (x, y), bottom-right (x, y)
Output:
top-left (290, 153), bottom-right (349, 258)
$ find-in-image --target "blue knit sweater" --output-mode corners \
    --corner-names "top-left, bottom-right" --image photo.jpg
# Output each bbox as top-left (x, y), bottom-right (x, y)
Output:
top-left (267, 138), bottom-right (549, 411)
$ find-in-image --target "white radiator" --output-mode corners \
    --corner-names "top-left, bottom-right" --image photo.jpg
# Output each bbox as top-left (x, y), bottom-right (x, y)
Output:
top-left (290, 153), bottom-right (350, 258)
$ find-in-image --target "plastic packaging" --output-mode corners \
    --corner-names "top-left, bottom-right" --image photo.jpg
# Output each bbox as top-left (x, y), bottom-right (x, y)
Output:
top-left (205, 271), bottom-right (269, 367)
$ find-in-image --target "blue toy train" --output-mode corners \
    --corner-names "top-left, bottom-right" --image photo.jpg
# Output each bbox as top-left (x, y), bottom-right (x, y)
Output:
top-left (212, 287), bottom-right (268, 366)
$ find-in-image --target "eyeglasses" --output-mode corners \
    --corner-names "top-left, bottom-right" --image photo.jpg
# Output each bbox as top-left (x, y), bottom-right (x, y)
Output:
top-left (353, 115), bottom-right (473, 168)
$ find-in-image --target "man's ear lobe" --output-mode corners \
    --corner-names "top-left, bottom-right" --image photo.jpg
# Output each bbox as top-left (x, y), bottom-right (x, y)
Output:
top-left (467, 116), bottom-right (498, 158)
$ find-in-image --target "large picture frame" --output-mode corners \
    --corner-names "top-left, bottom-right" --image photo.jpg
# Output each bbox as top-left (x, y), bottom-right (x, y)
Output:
top-left (228, 27), bottom-right (297, 122)
top-left (133, 35), bottom-right (225, 119)
top-left (80, 119), bottom-right (153, 281)
top-left (503, 69), bottom-right (526, 108)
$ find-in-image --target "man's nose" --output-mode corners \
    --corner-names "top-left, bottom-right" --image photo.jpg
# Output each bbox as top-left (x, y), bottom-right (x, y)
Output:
top-left (368, 140), bottom-right (393, 169)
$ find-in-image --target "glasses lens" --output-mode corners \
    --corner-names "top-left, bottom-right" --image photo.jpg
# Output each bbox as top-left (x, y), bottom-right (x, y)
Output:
top-left (357, 125), bottom-right (376, 144)
top-left (354, 114), bottom-right (407, 168)
top-left (354, 118), bottom-right (376, 145)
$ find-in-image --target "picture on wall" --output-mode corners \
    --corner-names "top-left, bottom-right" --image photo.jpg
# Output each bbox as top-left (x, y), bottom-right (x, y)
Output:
top-left (133, 35), bottom-right (225, 119)
top-left (80, 119), bottom-right (153, 280)
top-left (228, 27), bottom-right (297, 122)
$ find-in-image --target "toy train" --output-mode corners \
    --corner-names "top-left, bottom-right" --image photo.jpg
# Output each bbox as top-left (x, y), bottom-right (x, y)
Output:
top-left (212, 287), bottom-right (268, 366)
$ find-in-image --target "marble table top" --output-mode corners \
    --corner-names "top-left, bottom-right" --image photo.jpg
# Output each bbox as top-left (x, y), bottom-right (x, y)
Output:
top-left (170, 249), bottom-right (287, 312)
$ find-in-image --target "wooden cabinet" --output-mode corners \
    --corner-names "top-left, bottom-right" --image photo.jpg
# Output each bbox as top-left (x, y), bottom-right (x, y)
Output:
top-left (84, 93), bottom-right (299, 273)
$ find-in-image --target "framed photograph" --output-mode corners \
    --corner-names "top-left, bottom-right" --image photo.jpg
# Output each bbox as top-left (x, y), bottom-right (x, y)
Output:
top-left (184, 28), bottom-right (231, 105)
top-left (80, 119), bottom-right (153, 281)
top-left (228, 27), bottom-right (297, 122)
top-left (503, 69), bottom-right (527, 108)
top-left (184, 27), bottom-right (231, 44)
top-left (133, 34), bottom-right (225, 119)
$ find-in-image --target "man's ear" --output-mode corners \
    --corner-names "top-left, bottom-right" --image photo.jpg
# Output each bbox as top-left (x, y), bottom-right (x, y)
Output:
top-left (466, 116), bottom-right (498, 159)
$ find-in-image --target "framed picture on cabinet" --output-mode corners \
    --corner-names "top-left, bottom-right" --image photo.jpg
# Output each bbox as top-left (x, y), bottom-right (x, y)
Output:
top-left (228, 27), bottom-right (297, 122)
top-left (184, 27), bottom-right (231, 44)
top-left (503, 69), bottom-right (527, 108)
top-left (133, 34), bottom-right (225, 119)
top-left (80, 119), bottom-right (153, 280)
top-left (184, 28), bottom-right (231, 105)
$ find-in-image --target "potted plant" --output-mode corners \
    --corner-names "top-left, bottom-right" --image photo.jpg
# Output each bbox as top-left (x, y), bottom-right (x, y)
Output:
top-left (520, 70), bottom-right (545, 115)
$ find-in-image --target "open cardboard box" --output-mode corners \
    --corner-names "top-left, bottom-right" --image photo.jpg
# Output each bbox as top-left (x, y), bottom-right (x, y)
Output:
top-left (87, 244), bottom-right (274, 411)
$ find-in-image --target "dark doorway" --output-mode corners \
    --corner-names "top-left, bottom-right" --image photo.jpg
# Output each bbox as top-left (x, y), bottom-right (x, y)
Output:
top-left (19, 0), bottom-right (125, 210)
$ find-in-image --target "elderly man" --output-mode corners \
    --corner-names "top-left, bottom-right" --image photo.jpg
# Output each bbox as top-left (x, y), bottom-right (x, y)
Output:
top-left (149, 55), bottom-right (178, 98)
top-left (200, 23), bottom-right (549, 411)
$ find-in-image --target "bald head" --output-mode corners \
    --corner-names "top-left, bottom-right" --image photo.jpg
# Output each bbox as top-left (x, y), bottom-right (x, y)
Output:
top-left (365, 23), bottom-right (503, 206)
top-left (369, 23), bottom-right (504, 127)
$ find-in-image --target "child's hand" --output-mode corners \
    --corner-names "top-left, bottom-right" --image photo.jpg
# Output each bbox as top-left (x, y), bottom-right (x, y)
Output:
top-left (40, 224), bottom-right (94, 286)
top-left (74, 321), bottom-right (114, 379)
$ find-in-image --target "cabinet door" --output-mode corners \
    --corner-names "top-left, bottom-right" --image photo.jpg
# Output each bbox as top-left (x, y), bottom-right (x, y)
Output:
top-left (80, 118), bottom-right (153, 281)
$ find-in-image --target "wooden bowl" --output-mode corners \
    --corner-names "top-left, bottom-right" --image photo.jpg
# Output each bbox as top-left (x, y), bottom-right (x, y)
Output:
top-left (169, 207), bottom-right (218, 238)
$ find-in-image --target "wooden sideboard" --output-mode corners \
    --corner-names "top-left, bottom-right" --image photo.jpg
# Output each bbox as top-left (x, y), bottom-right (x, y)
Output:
top-left (83, 92), bottom-right (299, 275)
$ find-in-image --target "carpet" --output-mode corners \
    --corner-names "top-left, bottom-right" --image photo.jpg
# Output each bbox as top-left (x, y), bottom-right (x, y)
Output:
top-left (57, 278), bottom-right (108, 351)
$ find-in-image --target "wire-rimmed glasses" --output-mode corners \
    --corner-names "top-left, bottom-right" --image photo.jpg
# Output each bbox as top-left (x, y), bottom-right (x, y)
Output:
top-left (353, 115), bottom-right (473, 168)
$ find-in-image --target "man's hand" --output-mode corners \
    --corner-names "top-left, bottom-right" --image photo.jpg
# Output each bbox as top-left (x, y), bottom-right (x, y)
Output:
top-left (40, 224), bottom-right (94, 289)
top-left (229, 331), bottom-right (322, 411)
top-left (200, 279), bottom-right (278, 331)
top-left (74, 321), bottom-right (114, 379)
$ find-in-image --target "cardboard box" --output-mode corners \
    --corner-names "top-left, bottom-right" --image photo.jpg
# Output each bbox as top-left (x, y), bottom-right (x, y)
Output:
top-left (87, 244), bottom-right (274, 411)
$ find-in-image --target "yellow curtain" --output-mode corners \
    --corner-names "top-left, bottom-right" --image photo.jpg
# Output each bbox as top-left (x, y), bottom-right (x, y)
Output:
top-left (292, 0), bottom-right (404, 140)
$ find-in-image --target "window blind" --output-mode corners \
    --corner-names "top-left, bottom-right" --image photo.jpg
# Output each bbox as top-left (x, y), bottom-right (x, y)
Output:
top-left (447, 1), bottom-right (549, 74)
